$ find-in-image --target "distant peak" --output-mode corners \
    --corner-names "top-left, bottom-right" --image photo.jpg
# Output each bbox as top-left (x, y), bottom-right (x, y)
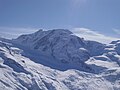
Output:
top-left (110, 40), bottom-right (120, 44)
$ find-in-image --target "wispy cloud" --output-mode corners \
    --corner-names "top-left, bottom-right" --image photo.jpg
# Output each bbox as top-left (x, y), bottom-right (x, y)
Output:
top-left (71, 28), bottom-right (120, 44)
top-left (0, 27), bottom-right (38, 39)
top-left (113, 28), bottom-right (120, 35)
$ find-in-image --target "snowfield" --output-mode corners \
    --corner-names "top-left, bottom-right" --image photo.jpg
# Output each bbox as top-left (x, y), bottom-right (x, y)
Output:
top-left (0, 29), bottom-right (120, 90)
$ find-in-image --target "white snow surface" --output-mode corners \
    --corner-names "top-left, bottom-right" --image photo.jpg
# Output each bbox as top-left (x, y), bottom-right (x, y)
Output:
top-left (0, 29), bottom-right (120, 90)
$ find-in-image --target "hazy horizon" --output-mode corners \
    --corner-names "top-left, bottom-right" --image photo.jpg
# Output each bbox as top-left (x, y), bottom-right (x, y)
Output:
top-left (0, 0), bottom-right (120, 43)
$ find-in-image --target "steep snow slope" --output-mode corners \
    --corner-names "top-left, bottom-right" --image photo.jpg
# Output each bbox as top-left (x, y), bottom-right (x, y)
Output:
top-left (0, 29), bottom-right (120, 90)
top-left (0, 40), bottom-right (120, 90)
top-left (0, 40), bottom-right (118, 90)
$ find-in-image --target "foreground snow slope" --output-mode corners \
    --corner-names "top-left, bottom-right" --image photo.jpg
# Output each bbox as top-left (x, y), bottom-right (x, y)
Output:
top-left (0, 29), bottom-right (120, 90)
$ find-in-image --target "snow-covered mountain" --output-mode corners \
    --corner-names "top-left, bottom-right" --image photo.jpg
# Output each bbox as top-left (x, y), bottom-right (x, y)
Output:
top-left (0, 29), bottom-right (120, 90)
top-left (13, 29), bottom-right (105, 71)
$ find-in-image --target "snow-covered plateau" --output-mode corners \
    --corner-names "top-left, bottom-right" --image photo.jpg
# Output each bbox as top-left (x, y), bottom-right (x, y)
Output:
top-left (0, 29), bottom-right (120, 90)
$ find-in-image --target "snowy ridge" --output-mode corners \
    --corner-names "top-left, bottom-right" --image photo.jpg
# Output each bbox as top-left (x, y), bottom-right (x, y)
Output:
top-left (0, 29), bottom-right (120, 90)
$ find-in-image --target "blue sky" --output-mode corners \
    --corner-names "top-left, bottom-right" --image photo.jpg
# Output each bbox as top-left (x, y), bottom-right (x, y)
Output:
top-left (0, 0), bottom-right (120, 42)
